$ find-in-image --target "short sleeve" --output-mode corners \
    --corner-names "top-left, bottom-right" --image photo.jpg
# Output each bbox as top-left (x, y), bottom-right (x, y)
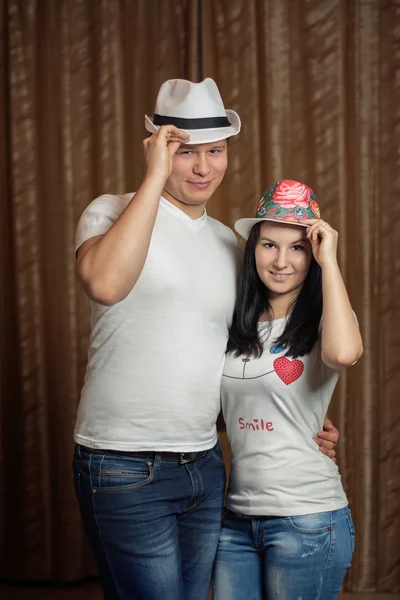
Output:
top-left (74, 193), bottom-right (133, 256)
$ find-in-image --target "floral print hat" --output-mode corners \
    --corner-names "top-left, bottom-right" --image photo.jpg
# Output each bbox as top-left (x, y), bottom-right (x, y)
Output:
top-left (235, 179), bottom-right (321, 240)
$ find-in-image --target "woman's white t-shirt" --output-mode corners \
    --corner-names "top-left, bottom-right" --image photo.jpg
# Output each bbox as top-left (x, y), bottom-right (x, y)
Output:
top-left (221, 318), bottom-right (348, 516)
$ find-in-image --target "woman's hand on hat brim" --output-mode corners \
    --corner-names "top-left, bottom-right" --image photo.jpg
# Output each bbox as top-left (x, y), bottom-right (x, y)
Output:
top-left (302, 218), bottom-right (339, 268)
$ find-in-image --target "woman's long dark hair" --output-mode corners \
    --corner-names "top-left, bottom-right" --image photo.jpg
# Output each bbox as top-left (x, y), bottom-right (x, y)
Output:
top-left (228, 222), bottom-right (323, 359)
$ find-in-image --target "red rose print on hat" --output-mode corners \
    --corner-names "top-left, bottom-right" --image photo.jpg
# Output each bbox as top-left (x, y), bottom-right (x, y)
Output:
top-left (273, 180), bottom-right (311, 208)
top-left (273, 357), bottom-right (304, 385)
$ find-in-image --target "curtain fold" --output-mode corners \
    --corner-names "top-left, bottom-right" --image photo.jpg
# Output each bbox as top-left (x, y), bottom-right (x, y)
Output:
top-left (0, 0), bottom-right (399, 591)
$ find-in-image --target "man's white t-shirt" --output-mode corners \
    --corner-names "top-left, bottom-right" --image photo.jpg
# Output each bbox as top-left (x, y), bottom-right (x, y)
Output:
top-left (221, 318), bottom-right (348, 516)
top-left (74, 193), bottom-right (239, 451)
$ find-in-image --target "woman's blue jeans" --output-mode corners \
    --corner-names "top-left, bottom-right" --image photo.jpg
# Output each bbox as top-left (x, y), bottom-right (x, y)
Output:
top-left (213, 506), bottom-right (355, 600)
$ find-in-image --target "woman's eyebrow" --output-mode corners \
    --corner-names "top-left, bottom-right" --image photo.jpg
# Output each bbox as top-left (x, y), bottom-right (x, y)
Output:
top-left (259, 237), bottom-right (306, 244)
top-left (259, 237), bottom-right (276, 243)
top-left (260, 235), bottom-right (307, 244)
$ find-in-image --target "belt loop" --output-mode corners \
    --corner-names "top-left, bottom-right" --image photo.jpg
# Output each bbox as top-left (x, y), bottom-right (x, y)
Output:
top-left (153, 454), bottom-right (162, 469)
top-left (88, 453), bottom-right (104, 489)
top-left (179, 453), bottom-right (189, 465)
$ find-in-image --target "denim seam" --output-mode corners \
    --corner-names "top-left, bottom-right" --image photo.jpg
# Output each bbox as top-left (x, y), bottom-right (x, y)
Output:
top-left (284, 516), bottom-right (332, 535)
top-left (346, 514), bottom-right (355, 555)
top-left (99, 455), bottom-right (105, 489)
top-left (182, 462), bottom-right (205, 513)
top-left (73, 471), bottom-right (81, 505)
top-left (316, 510), bottom-right (334, 600)
top-left (92, 464), bottom-right (154, 494)
top-left (88, 454), bottom-right (94, 492)
top-left (251, 519), bottom-right (263, 549)
top-left (195, 461), bottom-right (205, 496)
top-left (90, 464), bottom-right (121, 598)
top-left (101, 471), bottom-right (148, 477)
top-left (212, 571), bottom-right (217, 598)
top-left (182, 464), bottom-right (197, 512)
top-left (210, 450), bottom-right (225, 467)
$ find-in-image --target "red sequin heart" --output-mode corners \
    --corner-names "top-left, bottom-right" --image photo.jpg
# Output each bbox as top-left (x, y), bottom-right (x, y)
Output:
top-left (273, 357), bottom-right (304, 385)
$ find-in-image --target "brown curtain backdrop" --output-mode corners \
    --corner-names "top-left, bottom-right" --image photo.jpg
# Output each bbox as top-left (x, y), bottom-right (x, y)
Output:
top-left (0, 0), bottom-right (201, 581)
top-left (0, 0), bottom-right (399, 592)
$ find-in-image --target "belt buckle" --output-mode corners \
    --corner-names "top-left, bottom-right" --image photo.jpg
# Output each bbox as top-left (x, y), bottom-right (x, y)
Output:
top-left (179, 452), bottom-right (193, 464)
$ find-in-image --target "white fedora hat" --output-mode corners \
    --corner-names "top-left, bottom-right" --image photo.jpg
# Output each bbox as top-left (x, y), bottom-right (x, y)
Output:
top-left (145, 78), bottom-right (241, 144)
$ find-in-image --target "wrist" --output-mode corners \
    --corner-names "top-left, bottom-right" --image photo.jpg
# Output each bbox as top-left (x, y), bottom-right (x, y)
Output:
top-left (135, 173), bottom-right (167, 203)
top-left (320, 257), bottom-right (339, 271)
top-left (143, 170), bottom-right (168, 188)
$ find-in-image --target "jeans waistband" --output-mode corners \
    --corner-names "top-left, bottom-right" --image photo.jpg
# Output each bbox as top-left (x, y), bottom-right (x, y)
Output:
top-left (224, 507), bottom-right (271, 521)
top-left (80, 445), bottom-right (208, 465)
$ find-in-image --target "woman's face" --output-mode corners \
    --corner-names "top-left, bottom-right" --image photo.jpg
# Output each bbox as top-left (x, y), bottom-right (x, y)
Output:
top-left (255, 221), bottom-right (313, 300)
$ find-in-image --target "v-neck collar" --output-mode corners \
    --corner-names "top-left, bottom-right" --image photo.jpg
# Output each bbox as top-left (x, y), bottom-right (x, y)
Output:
top-left (160, 196), bottom-right (207, 233)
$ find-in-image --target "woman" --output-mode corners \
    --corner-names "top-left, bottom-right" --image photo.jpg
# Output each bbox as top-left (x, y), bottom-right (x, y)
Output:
top-left (213, 180), bottom-right (363, 600)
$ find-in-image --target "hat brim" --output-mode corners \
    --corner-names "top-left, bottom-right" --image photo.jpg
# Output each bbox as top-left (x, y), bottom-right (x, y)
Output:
top-left (144, 109), bottom-right (241, 144)
top-left (235, 217), bottom-right (309, 240)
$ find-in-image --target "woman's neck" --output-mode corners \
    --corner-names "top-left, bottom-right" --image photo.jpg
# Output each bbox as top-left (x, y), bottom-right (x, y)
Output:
top-left (265, 290), bottom-right (299, 320)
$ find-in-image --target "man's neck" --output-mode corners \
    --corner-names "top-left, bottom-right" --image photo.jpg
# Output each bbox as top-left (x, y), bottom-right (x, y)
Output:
top-left (162, 189), bottom-right (207, 220)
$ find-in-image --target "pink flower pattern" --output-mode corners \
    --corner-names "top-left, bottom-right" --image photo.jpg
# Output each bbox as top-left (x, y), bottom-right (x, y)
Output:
top-left (254, 180), bottom-right (320, 223)
top-left (273, 180), bottom-right (310, 208)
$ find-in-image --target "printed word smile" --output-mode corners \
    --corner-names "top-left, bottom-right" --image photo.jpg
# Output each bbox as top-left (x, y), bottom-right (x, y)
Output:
top-left (238, 417), bottom-right (274, 431)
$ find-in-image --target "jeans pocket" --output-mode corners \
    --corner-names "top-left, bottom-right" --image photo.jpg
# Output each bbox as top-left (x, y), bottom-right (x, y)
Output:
top-left (93, 456), bottom-right (154, 494)
top-left (346, 512), bottom-right (356, 554)
top-left (209, 442), bottom-right (226, 468)
top-left (284, 511), bottom-right (332, 534)
top-left (73, 445), bottom-right (90, 468)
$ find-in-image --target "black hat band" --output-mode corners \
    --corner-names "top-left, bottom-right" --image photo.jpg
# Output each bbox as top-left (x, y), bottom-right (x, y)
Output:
top-left (153, 114), bottom-right (231, 130)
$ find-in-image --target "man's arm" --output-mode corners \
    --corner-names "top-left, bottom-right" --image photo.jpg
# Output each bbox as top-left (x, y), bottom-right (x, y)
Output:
top-left (314, 418), bottom-right (339, 464)
top-left (76, 126), bottom-right (189, 305)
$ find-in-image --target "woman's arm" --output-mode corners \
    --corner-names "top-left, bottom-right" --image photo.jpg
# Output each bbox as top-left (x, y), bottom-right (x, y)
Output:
top-left (303, 218), bottom-right (363, 369)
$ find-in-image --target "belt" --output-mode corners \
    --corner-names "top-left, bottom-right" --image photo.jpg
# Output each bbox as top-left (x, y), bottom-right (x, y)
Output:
top-left (81, 446), bottom-right (207, 465)
top-left (224, 508), bottom-right (269, 521)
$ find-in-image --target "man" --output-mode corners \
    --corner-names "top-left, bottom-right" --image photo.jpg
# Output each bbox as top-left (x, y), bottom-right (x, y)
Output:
top-left (72, 78), bottom-right (338, 600)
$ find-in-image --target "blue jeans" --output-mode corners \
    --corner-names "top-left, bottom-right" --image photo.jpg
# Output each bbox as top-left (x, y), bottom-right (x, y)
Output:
top-left (73, 442), bottom-right (226, 600)
top-left (213, 506), bottom-right (355, 600)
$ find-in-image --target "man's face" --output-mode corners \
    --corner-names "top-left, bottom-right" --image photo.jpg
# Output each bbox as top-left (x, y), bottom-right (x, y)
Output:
top-left (163, 139), bottom-right (228, 208)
